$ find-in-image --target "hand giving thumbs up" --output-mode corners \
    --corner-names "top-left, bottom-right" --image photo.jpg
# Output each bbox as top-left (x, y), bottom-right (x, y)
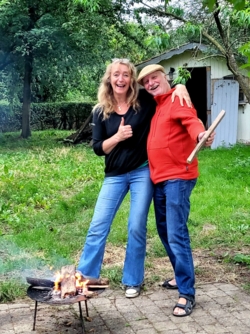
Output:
top-left (117, 117), bottom-right (133, 141)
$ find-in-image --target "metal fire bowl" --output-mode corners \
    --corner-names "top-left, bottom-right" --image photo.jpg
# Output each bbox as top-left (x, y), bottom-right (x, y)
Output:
top-left (27, 286), bottom-right (105, 305)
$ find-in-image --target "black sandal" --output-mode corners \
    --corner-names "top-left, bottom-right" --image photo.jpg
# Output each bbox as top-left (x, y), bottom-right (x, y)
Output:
top-left (173, 295), bottom-right (196, 317)
top-left (162, 278), bottom-right (178, 290)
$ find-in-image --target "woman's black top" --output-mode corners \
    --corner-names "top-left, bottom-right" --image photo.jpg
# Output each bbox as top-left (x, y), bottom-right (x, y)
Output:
top-left (92, 89), bottom-right (156, 177)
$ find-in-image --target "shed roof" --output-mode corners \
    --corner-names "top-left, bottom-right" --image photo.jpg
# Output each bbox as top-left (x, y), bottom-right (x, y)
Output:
top-left (136, 43), bottom-right (209, 69)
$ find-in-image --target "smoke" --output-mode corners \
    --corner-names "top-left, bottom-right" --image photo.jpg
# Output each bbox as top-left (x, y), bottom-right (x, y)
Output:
top-left (0, 239), bottom-right (70, 284)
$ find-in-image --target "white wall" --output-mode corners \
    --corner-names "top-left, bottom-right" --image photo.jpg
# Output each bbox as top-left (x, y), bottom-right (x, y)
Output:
top-left (238, 104), bottom-right (250, 144)
top-left (160, 50), bottom-right (232, 80)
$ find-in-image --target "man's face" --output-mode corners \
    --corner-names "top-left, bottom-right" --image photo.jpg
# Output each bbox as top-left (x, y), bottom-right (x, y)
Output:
top-left (142, 70), bottom-right (171, 96)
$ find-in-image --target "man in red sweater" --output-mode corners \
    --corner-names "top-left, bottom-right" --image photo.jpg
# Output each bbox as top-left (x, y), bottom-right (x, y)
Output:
top-left (137, 64), bottom-right (214, 317)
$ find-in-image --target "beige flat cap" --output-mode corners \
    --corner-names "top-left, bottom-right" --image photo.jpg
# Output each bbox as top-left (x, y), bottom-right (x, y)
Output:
top-left (137, 64), bottom-right (165, 86)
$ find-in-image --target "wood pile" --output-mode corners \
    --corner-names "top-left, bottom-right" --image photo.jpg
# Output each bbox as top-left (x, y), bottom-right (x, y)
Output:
top-left (52, 265), bottom-right (109, 299)
top-left (64, 113), bottom-right (93, 145)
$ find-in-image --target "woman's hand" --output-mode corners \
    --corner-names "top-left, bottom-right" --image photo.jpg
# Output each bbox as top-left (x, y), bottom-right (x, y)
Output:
top-left (171, 84), bottom-right (192, 107)
top-left (116, 117), bottom-right (133, 141)
top-left (102, 117), bottom-right (133, 154)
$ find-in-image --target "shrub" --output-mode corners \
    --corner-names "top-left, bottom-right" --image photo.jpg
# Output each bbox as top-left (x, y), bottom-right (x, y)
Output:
top-left (0, 101), bottom-right (94, 132)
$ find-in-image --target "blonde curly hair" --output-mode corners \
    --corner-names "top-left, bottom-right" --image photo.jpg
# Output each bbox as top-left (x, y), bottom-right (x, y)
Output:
top-left (93, 58), bottom-right (139, 119)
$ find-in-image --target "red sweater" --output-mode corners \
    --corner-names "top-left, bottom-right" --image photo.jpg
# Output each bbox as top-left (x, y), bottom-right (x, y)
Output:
top-left (147, 89), bottom-right (205, 184)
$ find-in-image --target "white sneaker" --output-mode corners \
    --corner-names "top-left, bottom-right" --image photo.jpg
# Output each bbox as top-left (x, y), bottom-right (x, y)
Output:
top-left (125, 286), bottom-right (141, 298)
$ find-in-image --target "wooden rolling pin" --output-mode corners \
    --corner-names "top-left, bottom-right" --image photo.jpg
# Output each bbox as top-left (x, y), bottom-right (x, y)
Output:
top-left (187, 109), bottom-right (226, 164)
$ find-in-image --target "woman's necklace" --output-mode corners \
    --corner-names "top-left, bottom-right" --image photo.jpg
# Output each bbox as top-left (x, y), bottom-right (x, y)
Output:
top-left (117, 101), bottom-right (128, 112)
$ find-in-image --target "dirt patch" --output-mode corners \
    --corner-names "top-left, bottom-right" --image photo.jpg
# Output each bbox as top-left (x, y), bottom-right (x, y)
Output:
top-left (102, 244), bottom-right (250, 290)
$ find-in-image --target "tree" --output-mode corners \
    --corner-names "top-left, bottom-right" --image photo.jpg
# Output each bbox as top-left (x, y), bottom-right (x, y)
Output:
top-left (0, 0), bottom-right (154, 136)
top-left (0, 0), bottom-right (88, 137)
top-left (74, 1), bottom-right (250, 101)
top-left (206, 0), bottom-right (246, 10)
top-left (122, 0), bottom-right (250, 101)
top-left (0, 1), bottom-right (108, 136)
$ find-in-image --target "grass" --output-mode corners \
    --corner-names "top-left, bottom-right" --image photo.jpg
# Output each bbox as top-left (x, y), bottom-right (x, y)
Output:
top-left (0, 130), bottom-right (250, 301)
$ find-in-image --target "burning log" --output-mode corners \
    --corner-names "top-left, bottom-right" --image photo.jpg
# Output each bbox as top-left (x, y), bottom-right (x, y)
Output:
top-left (60, 265), bottom-right (77, 298)
top-left (75, 273), bottom-right (109, 288)
top-left (86, 278), bottom-right (109, 286)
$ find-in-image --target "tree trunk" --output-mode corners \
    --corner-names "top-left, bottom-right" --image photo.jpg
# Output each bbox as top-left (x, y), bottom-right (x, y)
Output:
top-left (227, 53), bottom-right (250, 102)
top-left (21, 53), bottom-right (33, 138)
top-left (202, 31), bottom-right (250, 102)
top-left (20, 6), bottom-right (37, 139)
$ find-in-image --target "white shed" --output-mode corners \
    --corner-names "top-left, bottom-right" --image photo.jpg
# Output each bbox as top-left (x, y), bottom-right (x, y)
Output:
top-left (136, 43), bottom-right (250, 147)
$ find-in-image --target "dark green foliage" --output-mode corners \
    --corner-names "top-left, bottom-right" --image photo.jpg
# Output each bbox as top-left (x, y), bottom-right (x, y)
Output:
top-left (0, 103), bottom-right (22, 132)
top-left (0, 280), bottom-right (26, 303)
top-left (204, 0), bottom-right (246, 10)
top-left (100, 266), bottom-right (123, 288)
top-left (233, 254), bottom-right (250, 265)
top-left (0, 101), bottom-right (94, 131)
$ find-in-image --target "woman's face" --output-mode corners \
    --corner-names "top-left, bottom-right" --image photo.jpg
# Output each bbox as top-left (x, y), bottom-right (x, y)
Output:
top-left (110, 63), bottom-right (131, 97)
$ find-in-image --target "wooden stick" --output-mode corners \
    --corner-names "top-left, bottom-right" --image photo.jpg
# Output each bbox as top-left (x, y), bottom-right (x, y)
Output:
top-left (187, 109), bottom-right (226, 164)
top-left (85, 278), bottom-right (109, 286)
top-left (87, 285), bottom-right (109, 289)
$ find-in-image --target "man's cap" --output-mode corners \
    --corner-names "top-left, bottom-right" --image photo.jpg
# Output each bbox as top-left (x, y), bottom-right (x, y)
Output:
top-left (137, 64), bottom-right (166, 86)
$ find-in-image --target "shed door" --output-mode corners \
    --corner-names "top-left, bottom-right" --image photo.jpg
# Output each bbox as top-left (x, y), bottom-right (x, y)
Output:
top-left (211, 79), bottom-right (239, 149)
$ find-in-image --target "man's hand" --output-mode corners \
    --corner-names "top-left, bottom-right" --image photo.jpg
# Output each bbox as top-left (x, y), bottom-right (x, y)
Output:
top-left (198, 131), bottom-right (216, 147)
top-left (171, 84), bottom-right (192, 107)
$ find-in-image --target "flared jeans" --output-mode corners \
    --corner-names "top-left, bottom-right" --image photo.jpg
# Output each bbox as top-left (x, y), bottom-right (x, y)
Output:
top-left (153, 178), bottom-right (197, 298)
top-left (78, 165), bottom-right (154, 287)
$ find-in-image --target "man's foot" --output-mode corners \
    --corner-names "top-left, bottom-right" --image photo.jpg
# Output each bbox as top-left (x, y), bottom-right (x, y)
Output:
top-left (173, 295), bottom-right (196, 317)
top-left (125, 286), bottom-right (141, 298)
top-left (162, 278), bottom-right (178, 289)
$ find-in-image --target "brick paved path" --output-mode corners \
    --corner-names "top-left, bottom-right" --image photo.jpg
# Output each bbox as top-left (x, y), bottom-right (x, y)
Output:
top-left (1, 283), bottom-right (250, 333)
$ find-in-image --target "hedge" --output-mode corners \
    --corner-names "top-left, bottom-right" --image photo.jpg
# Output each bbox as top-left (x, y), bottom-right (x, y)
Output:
top-left (0, 101), bottom-right (94, 132)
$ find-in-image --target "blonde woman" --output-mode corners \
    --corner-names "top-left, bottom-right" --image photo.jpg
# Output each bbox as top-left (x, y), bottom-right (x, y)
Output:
top-left (77, 59), bottom-right (191, 298)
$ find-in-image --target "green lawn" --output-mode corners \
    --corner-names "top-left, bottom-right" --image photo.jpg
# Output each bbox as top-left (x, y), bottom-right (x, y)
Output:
top-left (0, 130), bottom-right (250, 301)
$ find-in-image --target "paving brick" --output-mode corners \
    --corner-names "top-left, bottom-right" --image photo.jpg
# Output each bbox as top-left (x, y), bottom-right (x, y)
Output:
top-left (201, 323), bottom-right (233, 333)
top-left (128, 319), bottom-right (153, 331)
top-left (177, 321), bottom-right (205, 332)
top-left (122, 312), bottom-right (146, 322)
top-left (0, 305), bottom-right (9, 311)
top-left (193, 314), bottom-right (217, 325)
top-left (136, 328), bottom-right (158, 334)
top-left (140, 305), bottom-right (162, 315)
top-left (145, 312), bottom-right (168, 322)
top-left (153, 319), bottom-right (178, 331)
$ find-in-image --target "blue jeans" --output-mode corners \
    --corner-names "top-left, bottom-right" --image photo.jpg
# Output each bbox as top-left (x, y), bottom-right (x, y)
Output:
top-left (77, 165), bottom-right (154, 286)
top-left (153, 179), bottom-right (197, 298)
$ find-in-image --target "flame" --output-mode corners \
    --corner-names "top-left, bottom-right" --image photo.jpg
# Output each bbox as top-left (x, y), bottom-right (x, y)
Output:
top-left (75, 272), bottom-right (89, 292)
top-left (53, 271), bottom-right (62, 291)
top-left (75, 272), bottom-right (81, 285)
top-left (81, 279), bottom-right (89, 292)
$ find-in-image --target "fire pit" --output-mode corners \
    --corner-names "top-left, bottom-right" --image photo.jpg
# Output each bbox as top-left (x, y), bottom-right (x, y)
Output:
top-left (26, 265), bottom-right (108, 333)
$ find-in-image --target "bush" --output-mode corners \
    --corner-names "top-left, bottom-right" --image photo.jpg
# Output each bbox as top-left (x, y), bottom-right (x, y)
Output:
top-left (0, 101), bottom-right (94, 132)
top-left (0, 102), bottom-right (22, 132)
